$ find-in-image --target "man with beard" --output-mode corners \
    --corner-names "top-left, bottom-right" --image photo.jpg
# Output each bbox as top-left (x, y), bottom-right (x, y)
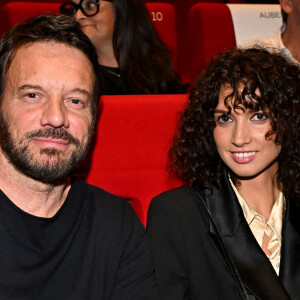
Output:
top-left (0, 14), bottom-right (158, 300)
top-left (244, 0), bottom-right (300, 63)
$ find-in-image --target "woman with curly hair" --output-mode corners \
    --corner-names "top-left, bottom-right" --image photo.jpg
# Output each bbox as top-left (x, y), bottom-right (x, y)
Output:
top-left (147, 47), bottom-right (300, 299)
top-left (60, 0), bottom-right (184, 95)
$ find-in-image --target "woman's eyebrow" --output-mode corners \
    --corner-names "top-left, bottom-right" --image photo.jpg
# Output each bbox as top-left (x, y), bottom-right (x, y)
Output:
top-left (214, 109), bottom-right (228, 114)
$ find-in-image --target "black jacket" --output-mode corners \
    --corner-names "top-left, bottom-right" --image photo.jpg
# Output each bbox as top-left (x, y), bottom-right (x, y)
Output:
top-left (147, 172), bottom-right (300, 299)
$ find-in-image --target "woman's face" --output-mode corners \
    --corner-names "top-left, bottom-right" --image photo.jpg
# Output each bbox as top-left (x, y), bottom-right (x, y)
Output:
top-left (74, 0), bottom-right (114, 52)
top-left (213, 86), bottom-right (281, 179)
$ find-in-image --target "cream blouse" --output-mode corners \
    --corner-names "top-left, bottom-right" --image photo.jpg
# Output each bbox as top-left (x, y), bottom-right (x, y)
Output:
top-left (229, 178), bottom-right (285, 275)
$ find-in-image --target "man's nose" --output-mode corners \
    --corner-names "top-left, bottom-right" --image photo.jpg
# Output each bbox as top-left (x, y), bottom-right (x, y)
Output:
top-left (40, 96), bottom-right (69, 129)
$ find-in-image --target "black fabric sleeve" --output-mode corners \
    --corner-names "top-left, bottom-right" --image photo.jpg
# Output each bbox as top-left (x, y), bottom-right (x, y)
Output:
top-left (146, 195), bottom-right (190, 300)
top-left (111, 203), bottom-right (159, 300)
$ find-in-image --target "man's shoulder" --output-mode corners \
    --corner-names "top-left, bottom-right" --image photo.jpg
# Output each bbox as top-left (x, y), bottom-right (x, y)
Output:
top-left (242, 27), bottom-right (282, 50)
top-left (243, 35), bottom-right (279, 49)
top-left (70, 178), bottom-right (136, 221)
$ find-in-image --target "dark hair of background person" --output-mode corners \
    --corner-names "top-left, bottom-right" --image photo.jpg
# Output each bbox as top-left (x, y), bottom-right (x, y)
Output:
top-left (169, 47), bottom-right (300, 201)
top-left (112, 0), bottom-right (184, 94)
top-left (0, 14), bottom-right (101, 120)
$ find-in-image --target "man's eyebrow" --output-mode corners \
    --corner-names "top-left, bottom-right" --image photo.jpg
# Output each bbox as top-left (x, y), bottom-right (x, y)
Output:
top-left (17, 84), bottom-right (43, 92)
top-left (70, 88), bottom-right (91, 98)
top-left (17, 85), bottom-right (91, 98)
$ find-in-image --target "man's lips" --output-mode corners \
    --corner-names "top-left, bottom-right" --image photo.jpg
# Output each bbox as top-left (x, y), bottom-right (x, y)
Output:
top-left (32, 137), bottom-right (70, 149)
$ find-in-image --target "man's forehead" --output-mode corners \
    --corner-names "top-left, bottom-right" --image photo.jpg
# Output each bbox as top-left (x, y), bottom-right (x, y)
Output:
top-left (5, 41), bottom-right (95, 96)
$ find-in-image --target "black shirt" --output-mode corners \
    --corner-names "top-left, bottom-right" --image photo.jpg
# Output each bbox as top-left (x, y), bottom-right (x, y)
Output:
top-left (0, 178), bottom-right (158, 299)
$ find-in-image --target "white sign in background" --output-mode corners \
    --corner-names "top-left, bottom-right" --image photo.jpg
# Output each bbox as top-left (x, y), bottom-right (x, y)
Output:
top-left (227, 4), bottom-right (282, 46)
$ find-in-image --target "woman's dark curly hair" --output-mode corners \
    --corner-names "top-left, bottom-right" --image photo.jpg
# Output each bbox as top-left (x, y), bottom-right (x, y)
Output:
top-left (170, 47), bottom-right (300, 199)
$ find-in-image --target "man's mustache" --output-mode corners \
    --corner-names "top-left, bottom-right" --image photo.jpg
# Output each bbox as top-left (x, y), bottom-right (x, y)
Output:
top-left (26, 128), bottom-right (80, 146)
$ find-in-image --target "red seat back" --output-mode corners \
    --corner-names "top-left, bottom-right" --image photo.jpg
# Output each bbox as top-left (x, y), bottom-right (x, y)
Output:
top-left (74, 95), bottom-right (187, 226)
top-left (146, 2), bottom-right (178, 71)
top-left (188, 3), bottom-right (236, 79)
top-left (0, 2), bottom-right (61, 38)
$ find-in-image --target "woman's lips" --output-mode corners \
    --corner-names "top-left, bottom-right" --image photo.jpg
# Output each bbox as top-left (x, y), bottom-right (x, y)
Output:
top-left (231, 151), bottom-right (257, 163)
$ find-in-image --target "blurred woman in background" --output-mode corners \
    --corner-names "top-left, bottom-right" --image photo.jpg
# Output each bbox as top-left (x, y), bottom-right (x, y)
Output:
top-left (60, 0), bottom-right (184, 95)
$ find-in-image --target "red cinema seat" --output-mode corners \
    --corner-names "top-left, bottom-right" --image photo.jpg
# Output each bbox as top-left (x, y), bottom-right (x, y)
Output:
top-left (188, 3), bottom-right (236, 80)
top-left (188, 3), bottom-right (281, 79)
top-left (0, 2), bottom-right (60, 38)
top-left (146, 2), bottom-right (178, 71)
top-left (74, 95), bottom-right (187, 226)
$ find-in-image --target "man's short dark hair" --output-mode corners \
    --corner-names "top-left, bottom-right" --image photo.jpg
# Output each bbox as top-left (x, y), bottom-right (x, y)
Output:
top-left (0, 14), bottom-right (101, 118)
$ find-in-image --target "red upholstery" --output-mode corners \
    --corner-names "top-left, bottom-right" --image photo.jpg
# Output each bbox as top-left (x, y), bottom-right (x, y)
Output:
top-left (188, 3), bottom-right (236, 79)
top-left (0, 2), bottom-right (61, 38)
top-left (146, 2), bottom-right (178, 71)
top-left (74, 95), bottom-right (187, 226)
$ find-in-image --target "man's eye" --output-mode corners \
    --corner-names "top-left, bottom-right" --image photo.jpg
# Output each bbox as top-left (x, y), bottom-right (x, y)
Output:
top-left (71, 99), bottom-right (82, 105)
top-left (27, 93), bottom-right (38, 98)
top-left (68, 98), bottom-right (85, 109)
top-left (251, 113), bottom-right (268, 121)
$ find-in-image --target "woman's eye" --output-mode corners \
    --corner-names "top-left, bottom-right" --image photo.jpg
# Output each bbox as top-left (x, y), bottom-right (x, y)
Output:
top-left (86, 2), bottom-right (96, 10)
top-left (217, 115), bottom-right (232, 124)
top-left (251, 113), bottom-right (268, 121)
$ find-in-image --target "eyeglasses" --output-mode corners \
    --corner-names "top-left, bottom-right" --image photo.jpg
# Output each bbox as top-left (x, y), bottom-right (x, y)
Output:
top-left (60, 0), bottom-right (100, 17)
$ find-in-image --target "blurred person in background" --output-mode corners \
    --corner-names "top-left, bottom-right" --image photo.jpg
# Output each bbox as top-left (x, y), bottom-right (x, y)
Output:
top-left (244, 0), bottom-right (300, 63)
top-left (60, 0), bottom-right (184, 95)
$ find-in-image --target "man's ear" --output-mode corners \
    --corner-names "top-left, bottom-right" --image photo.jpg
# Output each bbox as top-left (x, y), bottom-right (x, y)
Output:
top-left (280, 0), bottom-right (293, 14)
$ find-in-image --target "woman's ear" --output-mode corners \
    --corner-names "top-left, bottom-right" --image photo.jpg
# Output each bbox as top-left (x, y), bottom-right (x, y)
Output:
top-left (280, 0), bottom-right (293, 15)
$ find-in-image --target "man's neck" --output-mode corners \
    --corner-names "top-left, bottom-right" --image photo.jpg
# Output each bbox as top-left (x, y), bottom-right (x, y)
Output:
top-left (0, 152), bottom-right (71, 218)
top-left (282, 20), bottom-right (300, 62)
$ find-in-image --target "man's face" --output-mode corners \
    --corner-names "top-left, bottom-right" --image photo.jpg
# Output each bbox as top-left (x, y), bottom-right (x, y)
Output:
top-left (0, 41), bottom-right (95, 183)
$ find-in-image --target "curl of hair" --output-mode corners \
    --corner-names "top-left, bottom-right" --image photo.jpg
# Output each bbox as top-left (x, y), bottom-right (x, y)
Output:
top-left (170, 47), bottom-right (300, 202)
top-left (0, 14), bottom-right (101, 121)
top-left (112, 0), bottom-right (183, 94)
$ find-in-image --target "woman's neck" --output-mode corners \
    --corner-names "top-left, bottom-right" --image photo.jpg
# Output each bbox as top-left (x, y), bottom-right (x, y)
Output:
top-left (96, 43), bottom-right (118, 68)
top-left (235, 163), bottom-right (280, 220)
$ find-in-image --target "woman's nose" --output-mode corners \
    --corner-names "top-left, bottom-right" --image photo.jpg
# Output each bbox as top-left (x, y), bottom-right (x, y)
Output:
top-left (231, 121), bottom-right (251, 147)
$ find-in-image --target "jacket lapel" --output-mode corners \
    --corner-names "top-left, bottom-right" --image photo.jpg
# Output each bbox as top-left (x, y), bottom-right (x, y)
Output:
top-left (193, 170), bottom-right (291, 299)
top-left (279, 196), bottom-right (300, 299)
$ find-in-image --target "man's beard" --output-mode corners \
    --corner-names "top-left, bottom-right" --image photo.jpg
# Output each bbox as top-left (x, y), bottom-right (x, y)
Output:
top-left (0, 111), bottom-right (92, 184)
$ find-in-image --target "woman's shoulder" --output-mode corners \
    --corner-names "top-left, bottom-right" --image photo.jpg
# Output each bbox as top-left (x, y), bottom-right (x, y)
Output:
top-left (149, 185), bottom-right (202, 215)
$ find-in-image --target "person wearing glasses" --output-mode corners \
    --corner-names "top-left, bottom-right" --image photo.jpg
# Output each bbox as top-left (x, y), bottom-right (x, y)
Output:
top-left (60, 0), bottom-right (184, 95)
top-left (147, 48), bottom-right (300, 299)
